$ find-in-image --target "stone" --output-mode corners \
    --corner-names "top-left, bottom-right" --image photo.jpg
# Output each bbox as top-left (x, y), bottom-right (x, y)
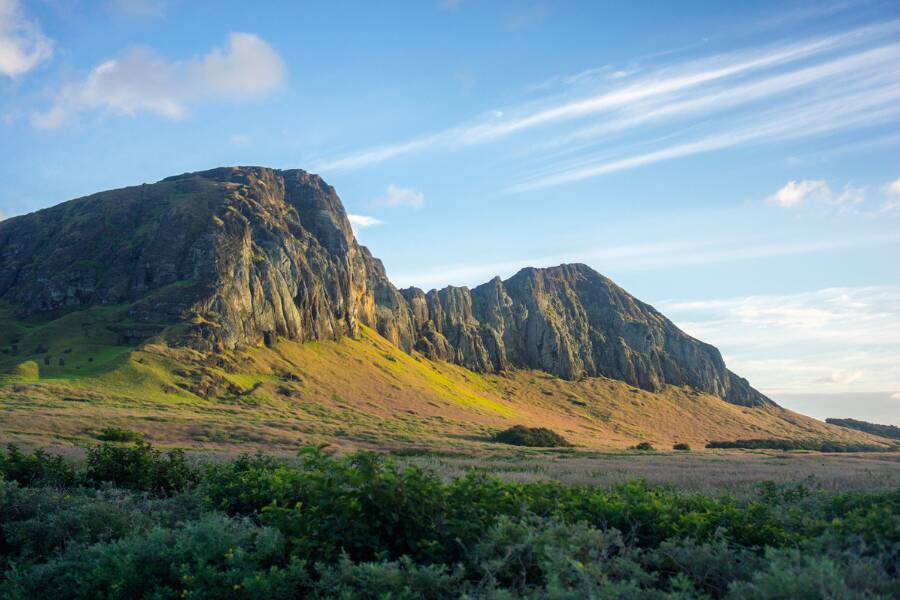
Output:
top-left (0, 166), bottom-right (772, 407)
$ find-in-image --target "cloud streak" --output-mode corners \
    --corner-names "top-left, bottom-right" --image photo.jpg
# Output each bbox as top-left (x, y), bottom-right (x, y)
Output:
top-left (314, 20), bottom-right (900, 194)
top-left (33, 32), bottom-right (284, 128)
top-left (391, 231), bottom-right (900, 289)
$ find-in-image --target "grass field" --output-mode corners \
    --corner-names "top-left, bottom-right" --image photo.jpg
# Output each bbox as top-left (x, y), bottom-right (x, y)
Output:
top-left (1, 302), bottom-right (896, 455)
top-left (398, 449), bottom-right (900, 495)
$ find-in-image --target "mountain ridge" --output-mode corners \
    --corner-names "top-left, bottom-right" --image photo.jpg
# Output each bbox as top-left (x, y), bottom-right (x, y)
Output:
top-left (0, 166), bottom-right (768, 408)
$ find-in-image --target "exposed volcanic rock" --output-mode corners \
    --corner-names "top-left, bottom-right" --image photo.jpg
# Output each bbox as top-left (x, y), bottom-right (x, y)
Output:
top-left (402, 265), bottom-right (769, 407)
top-left (0, 166), bottom-right (415, 353)
top-left (0, 166), bottom-right (771, 407)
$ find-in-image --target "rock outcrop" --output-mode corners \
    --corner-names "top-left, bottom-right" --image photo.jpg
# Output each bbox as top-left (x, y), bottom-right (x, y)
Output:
top-left (0, 166), bottom-right (415, 353)
top-left (0, 166), bottom-right (771, 407)
top-left (401, 265), bottom-right (769, 407)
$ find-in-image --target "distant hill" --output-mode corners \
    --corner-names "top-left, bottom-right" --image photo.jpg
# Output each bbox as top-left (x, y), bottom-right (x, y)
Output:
top-left (0, 167), bottom-right (888, 450)
top-left (826, 418), bottom-right (900, 441)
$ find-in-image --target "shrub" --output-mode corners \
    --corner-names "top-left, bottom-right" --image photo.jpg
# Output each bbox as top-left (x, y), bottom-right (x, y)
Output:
top-left (826, 417), bottom-right (900, 441)
top-left (2, 445), bottom-right (899, 598)
top-left (85, 441), bottom-right (195, 494)
top-left (95, 427), bottom-right (143, 443)
top-left (0, 445), bottom-right (76, 487)
top-left (492, 425), bottom-right (572, 448)
top-left (705, 439), bottom-right (887, 452)
top-left (673, 443), bottom-right (691, 451)
top-left (1, 514), bottom-right (304, 600)
top-left (10, 361), bottom-right (39, 380)
top-left (632, 441), bottom-right (655, 451)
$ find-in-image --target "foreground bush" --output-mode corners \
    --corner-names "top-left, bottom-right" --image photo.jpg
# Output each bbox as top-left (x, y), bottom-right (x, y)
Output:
top-left (1, 443), bottom-right (898, 598)
top-left (492, 425), bottom-right (572, 447)
top-left (85, 441), bottom-right (195, 493)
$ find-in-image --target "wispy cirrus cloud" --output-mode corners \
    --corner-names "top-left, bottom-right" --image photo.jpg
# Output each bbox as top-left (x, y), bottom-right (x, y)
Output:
top-left (0, 0), bottom-right (53, 78)
top-left (313, 20), bottom-right (900, 194)
top-left (32, 32), bottom-right (284, 128)
top-left (391, 231), bottom-right (900, 289)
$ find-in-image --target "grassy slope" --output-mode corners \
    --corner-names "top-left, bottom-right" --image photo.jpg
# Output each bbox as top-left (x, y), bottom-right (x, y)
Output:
top-left (0, 304), bottom-right (892, 452)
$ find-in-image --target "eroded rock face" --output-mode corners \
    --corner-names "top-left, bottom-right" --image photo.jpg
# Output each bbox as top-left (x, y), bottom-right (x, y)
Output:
top-left (0, 166), bottom-right (415, 353)
top-left (0, 166), bottom-right (771, 407)
top-left (402, 265), bottom-right (771, 407)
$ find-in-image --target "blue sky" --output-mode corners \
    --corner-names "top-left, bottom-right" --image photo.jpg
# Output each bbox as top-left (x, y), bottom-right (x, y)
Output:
top-left (1, 0), bottom-right (899, 422)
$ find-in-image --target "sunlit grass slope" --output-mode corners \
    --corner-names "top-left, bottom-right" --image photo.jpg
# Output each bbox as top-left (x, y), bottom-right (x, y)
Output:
top-left (0, 303), bottom-right (892, 452)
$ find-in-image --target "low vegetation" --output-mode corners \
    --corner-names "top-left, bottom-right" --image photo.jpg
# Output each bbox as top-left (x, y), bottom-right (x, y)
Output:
top-left (95, 426), bottom-right (144, 443)
top-left (673, 442), bottom-right (691, 451)
top-left (1, 442), bottom-right (897, 599)
top-left (492, 425), bottom-right (573, 447)
top-left (632, 441), bottom-right (655, 451)
top-left (827, 418), bottom-right (900, 441)
top-left (706, 438), bottom-right (892, 452)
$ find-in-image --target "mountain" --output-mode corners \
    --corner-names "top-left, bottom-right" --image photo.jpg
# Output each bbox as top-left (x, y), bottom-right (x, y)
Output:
top-left (0, 166), bottom-right (886, 450)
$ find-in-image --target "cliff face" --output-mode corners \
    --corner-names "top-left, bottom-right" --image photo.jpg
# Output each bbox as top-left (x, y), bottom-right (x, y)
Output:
top-left (0, 166), bottom-right (770, 407)
top-left (0, 167), bottom-right (415, 353)
top-left (401, 266), bottom-right (769, 407)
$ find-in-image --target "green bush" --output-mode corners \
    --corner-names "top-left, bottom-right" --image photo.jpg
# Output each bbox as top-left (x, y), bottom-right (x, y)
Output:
top-left (492, 425), bottom-right (572, 447)
top-left (0, 445), bottom-right (76, 487)
top-left (1, 444), bottom-right (898, 598)
top-left (632, 441), bottom-right (655, 451)
top-left (85, 441), bottom-right (195, 494)
top-left (673, 443), bottom-right (691, 451)
top-left (826, 417), bottom-right (900, 441)
top-left (705, 439), bottom-right (887, 452)
top-left (95, 427), bottom-right (143, 443)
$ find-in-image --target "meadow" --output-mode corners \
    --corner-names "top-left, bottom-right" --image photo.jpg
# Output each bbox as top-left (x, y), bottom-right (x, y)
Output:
top-left (1, 441), bottom-right (898, 599)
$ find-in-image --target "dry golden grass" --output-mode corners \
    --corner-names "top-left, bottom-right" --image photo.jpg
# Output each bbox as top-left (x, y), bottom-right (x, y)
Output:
top-left (0, 325), bottom-right (894, 453)
top-left (398, 450), bottom-right (900, 495)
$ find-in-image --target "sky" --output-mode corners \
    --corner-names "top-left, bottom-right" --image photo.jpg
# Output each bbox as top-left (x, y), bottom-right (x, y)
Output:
top-left (1, 0), bottom-right (899, 423)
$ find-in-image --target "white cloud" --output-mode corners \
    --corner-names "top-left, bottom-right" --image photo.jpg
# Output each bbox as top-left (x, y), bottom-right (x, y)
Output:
top-left (763, 176), bottom-right (900, 213)
top-left (823, 370), bottom-right (864, 385)
top-left (377, 184), bottom-right (424, 209)
top-left (886, 177), bottom-right (900, 196)
top-left (658, 286), bottom-right (900, 395)
top-left (768, 180), bottom-right (829, 207)
top-left (230, 134), bottom-right (250, 146)
top-left (0, 0), bottom-right (53, 78)
top-left (892, 392), bottom-right (900, 400)
top-left (883, 178), bottom-right (900, 212)
top-left (32, 32), bottom-right (284, 128)
top-left (347, 214), bottom-right (383, 234)
top-left (765, 179), bottom-right (866, 210)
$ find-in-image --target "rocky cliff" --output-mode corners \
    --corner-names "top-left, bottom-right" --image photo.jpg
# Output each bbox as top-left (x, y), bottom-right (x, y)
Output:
top-left (0, 166), bottom-right (770, 407)
top-left (401, 266), bottom-right (768, 407)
